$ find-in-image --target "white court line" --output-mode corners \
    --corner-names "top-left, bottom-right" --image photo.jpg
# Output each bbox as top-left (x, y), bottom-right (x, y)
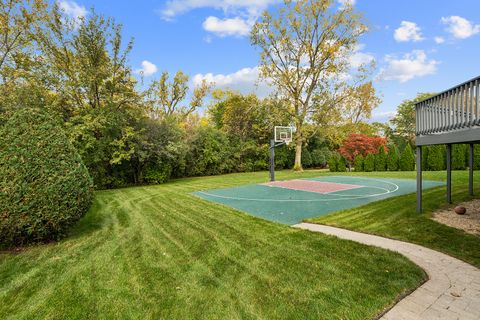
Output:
top-left (196, 178), bottom-right (400, 202)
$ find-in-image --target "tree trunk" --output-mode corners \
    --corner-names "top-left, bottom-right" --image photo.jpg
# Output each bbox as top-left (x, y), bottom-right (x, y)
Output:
top-left (293, 133), bottom-right (303, 171)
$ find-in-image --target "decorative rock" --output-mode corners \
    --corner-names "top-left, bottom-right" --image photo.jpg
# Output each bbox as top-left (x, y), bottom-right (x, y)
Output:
top-left (454, 206), bottom-right (466, 215)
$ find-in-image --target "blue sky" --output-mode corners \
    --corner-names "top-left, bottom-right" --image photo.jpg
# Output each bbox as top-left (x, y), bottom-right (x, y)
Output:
top-left (57, 0), bottom-right (480, 123)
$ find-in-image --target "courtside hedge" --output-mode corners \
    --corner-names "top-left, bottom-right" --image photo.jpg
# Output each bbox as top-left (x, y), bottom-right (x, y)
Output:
top-left (399, 144), bottom-right (415, 171)
top-left (374, 146), bottom-right (387, 171)
top-left (0, 108), bottom-right (94, 248)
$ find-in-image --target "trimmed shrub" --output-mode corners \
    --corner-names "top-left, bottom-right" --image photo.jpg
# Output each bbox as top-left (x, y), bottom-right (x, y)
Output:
top-left (452, 144), bottom-right (466, 170)
top-left (354, 155), bottom-right (364, 172)
top-left (328, 155), bottom-right (338, 172)
top-left (386, 146), bottom-right (399, 171)
top-left (374, 146), bottom-right (387, 171)
top-left (400, 144), bottom-right (415, 171)
top-left (337, 157), bottom-right (347, 172)
top-left (364, 153), bottom-right (375, 172)
top-left (427, 145), bottom-right (445, 171)
top-left (0, 108), bottom-right (94, 248)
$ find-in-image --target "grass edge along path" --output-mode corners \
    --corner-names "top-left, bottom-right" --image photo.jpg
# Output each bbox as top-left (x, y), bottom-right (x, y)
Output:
top-left (1, 170), bottom-right (426, 320)
top-left (306, 171), bottom-right (480, 268)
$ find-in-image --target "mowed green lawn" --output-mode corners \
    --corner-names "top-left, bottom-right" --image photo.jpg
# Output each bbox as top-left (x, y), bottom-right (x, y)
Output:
top-left (0, 171), bottom-right (425, 320)
top-left (308, 171), bottom-right (480, 268)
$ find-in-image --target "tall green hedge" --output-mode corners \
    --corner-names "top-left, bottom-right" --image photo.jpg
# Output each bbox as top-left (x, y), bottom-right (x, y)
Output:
top-left (475, 145), bottom-right (480, 170)
top-left (364, 154), bottom-right (375, 172)
top-left (400, 144), bottom-right (415, 171)
top-left (374, 146), bottom-right (387, 171)
top-left (337, 157), bottom-right (347, 172)
top-left (421, 145), bottom-right (429, 171)
top-left (386, 146), bottom-right (399, 171)
top-left (427, 145), bottom-right (445, 171)
top-left (328, 154), bottom-right (338, 172)
top-left (452, 144), bottom-right (466, 170)
top-left (354, 155), bottom-right (364, 172)
top-left (0, 108), bottom-right (94, 248)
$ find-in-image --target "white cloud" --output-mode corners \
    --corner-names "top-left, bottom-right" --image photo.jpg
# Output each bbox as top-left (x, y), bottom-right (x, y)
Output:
top-left (161, 1), bottom-right (280, 38)
top-left (160, 0), bottom-right (278, 20)
top-left (434, 36), bottom-right (445, 44)
top-left (338, 0), bottom-right (356, 9)
top-left (441, 16), bottom-right (480, 39)
top-left (349, 44), bottom-right (375, 68)
top-left (58, 0), bottom-right (87, 23)
top-left (394, 21), bottom-right (424, 42)
top-left (135, 60), bottom-right (158, 76)
top-left (379, 50), bottom-right (438, 83)
top-left (193, 67), bottom-right (273, 98)
top-left (202, 16), bottom-right (253, 37)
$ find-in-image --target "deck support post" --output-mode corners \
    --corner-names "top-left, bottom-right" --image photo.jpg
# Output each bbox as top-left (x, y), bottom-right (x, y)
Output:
top-left (469, 143), bottom-right (474, 196)
top-left (446, 144), bottom-right (452, 204)
top-left (416, 146), bottom-right (422, 213)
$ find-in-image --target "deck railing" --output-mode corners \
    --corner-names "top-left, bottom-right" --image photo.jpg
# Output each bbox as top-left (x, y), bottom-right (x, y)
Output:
top-left (415, 76), bottom-right (480, 136)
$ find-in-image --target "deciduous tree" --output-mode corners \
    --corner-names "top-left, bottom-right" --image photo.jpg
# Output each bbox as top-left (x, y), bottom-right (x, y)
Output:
top-left (390, 93), bottom-right (435, 146)
top-left (338, 133), bottom-right (387, 167)
top-left (146, 71), bottom-right (211, 120)
top-left (251, 0), bottom-right (369, 171)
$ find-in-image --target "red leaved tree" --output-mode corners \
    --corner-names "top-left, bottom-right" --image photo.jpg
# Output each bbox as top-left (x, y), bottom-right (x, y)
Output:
top-left (338, 134), bottom-right (388, 164)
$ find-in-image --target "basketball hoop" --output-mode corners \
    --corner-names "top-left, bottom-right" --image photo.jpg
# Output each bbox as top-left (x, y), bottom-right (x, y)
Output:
top-left (274, 126), bottom-right (293, 146)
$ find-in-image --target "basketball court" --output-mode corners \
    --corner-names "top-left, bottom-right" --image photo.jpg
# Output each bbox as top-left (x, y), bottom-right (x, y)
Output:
top-left (194, 176), bottom-right (444, 225)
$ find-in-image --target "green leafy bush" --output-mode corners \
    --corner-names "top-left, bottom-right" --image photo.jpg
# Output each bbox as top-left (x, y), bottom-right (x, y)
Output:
top-left (337, 157), bottom-right (347, 172)
top-left (328, 155), bottom-right (338, 172)
top-left (475, 145), bottom-right (480, 170)
top-left (364, 153), bottom-right (375, 172)
top-left (386, 146), bottom-right (399, 171)
top-left (144, 163), bottom-right (172, 184)
top-left (374, 146), bottom-right (387, 171)
top-left (427, 145), bottom-right (445, 171)
top-left (452, 144), bottom-right (466, 170)
top-left (421, 145), bottom-right (429, 171)
top-left (301, 148), bottom-right (313, 168)
top-left (311, 149), bottom-right (328, 168)
top-left (0, 108), bottom-right (94, 248)
top-left (400, 144), bottom-right (415, 171)
top-left (185, 127), bottom-right (234, 176)
top-left (274, 145), bottom-right (293, 169)
top-left (354, 155), bottom-right (364, 172)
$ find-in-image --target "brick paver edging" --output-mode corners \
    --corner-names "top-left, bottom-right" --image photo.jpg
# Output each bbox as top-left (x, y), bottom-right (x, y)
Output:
top-left (294, 223), bottom-right (480, 320)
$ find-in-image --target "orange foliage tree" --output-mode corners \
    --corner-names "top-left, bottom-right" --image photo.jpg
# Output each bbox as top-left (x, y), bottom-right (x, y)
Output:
top-left (338, 134), bottom-right (388, 164)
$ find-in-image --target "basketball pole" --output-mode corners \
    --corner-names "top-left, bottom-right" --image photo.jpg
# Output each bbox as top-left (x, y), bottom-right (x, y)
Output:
top-left (270, 139), bottom-right (275, 182)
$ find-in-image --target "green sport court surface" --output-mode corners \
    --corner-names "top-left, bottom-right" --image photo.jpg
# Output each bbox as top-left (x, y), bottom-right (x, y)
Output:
top-left (194, 176), bottom-right (444, 225)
